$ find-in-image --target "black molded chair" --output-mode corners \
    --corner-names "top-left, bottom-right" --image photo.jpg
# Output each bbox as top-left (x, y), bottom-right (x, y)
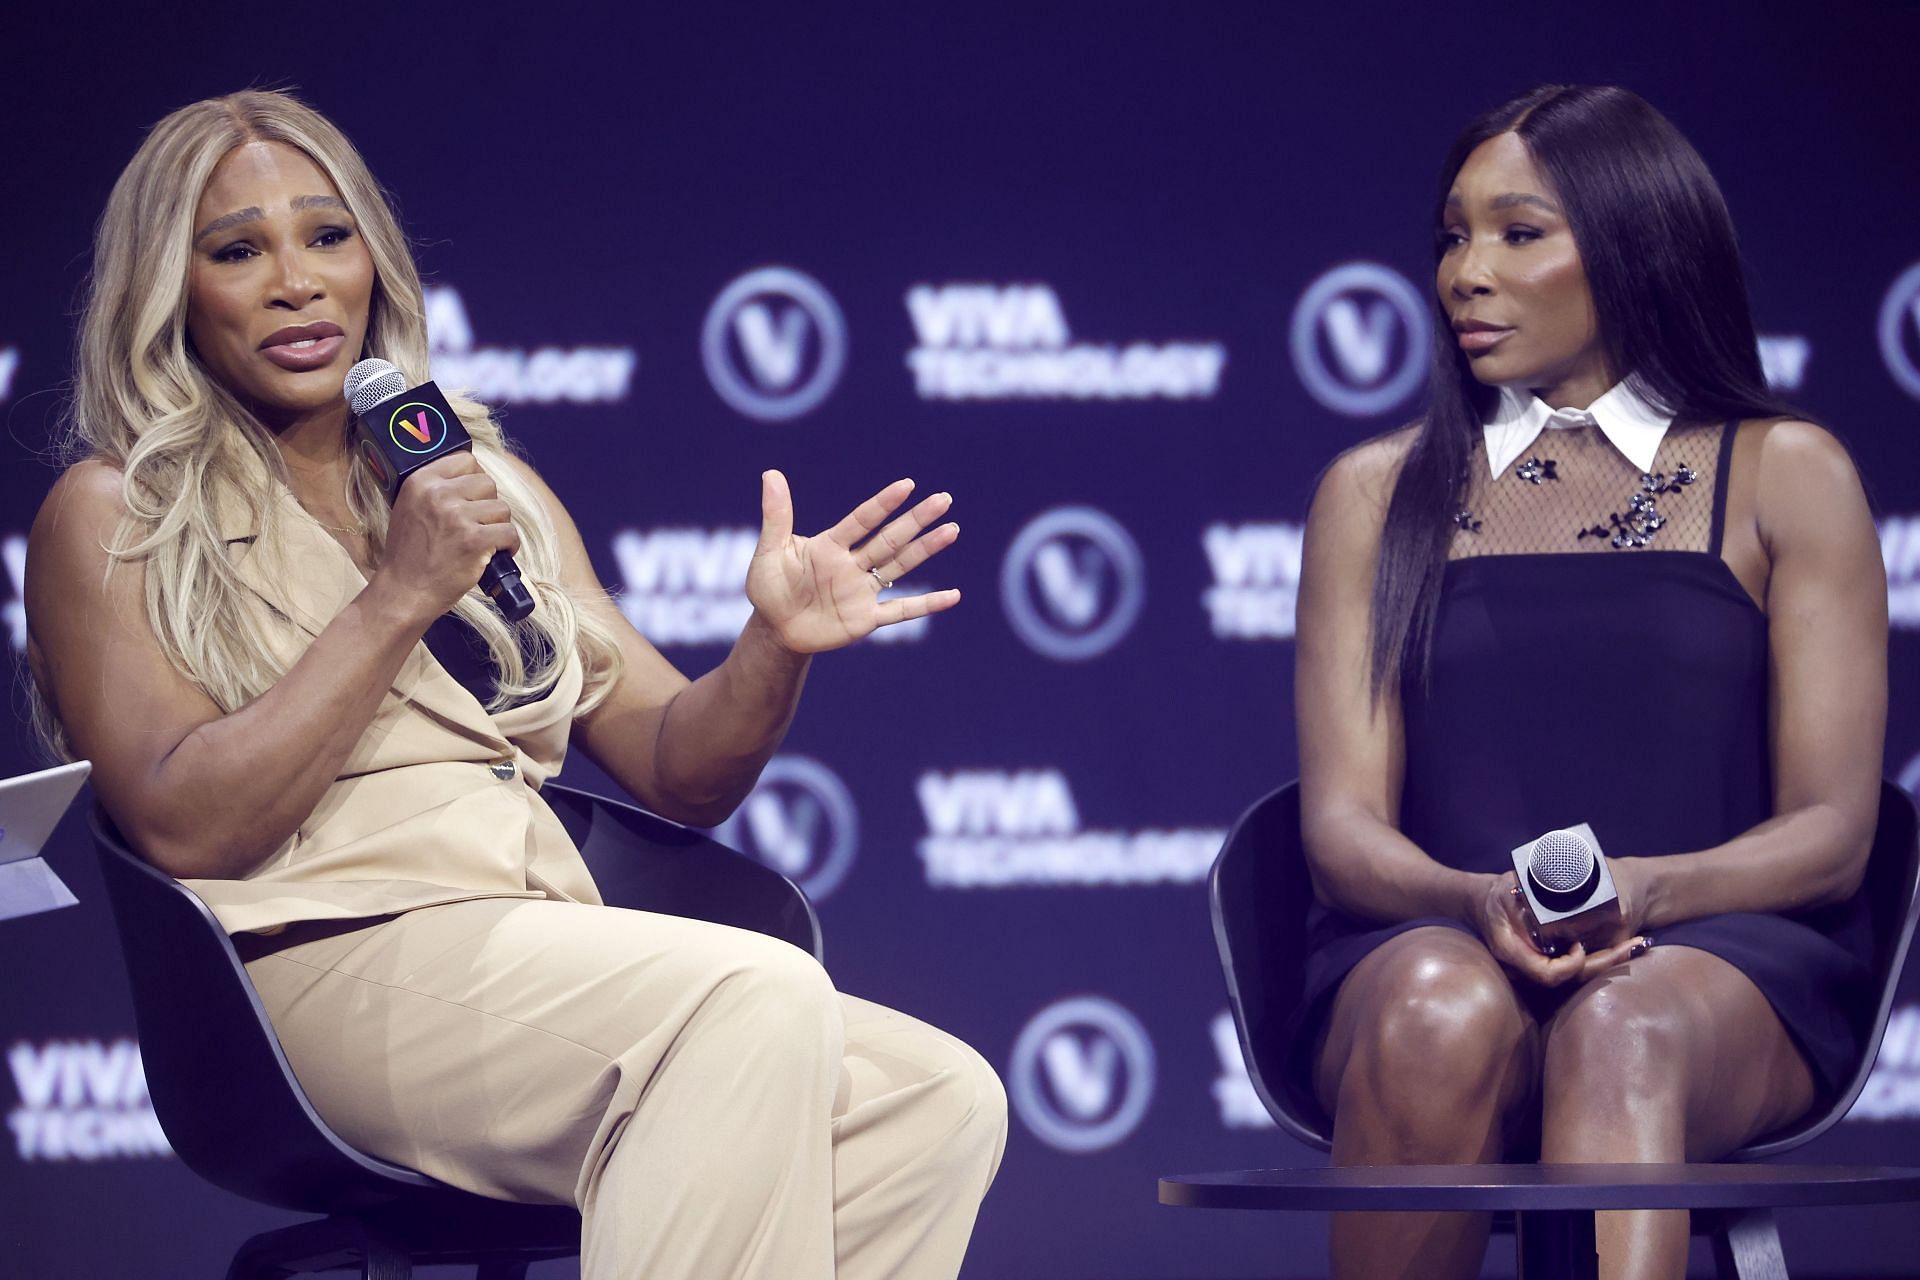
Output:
top-left (89, 781), bottom-right (824, 1280)
top-left (1208, 779), bottom-right (1920, 1268)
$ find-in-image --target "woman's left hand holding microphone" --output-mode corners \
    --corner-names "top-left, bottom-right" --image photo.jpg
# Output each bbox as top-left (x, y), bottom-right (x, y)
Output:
top-left (747, 472), bottom-right (961, 654)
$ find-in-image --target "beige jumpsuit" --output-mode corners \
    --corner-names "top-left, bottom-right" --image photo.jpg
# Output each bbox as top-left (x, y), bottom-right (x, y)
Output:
top-left (188, 493), bottom-right (1006, 1279)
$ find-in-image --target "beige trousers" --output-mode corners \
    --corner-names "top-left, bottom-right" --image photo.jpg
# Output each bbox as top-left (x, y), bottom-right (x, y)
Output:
top-left (242, 897), bottom-right (1007, 1279)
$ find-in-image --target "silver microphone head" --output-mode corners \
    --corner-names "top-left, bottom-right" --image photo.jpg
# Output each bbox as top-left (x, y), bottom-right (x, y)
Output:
top-left (1529, 828), bottom-right (1597, 894)
top-left (344, 358), bottom-right (409, 418)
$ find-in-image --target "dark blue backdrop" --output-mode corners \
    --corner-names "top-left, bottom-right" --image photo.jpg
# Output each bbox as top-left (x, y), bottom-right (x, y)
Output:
top-left (4, 6), bottom-right (1920, 1277)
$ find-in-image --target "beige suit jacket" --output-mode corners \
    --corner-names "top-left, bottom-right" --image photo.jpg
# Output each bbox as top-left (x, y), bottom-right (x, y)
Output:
top-left (181, 484), bottom-right (602, 936)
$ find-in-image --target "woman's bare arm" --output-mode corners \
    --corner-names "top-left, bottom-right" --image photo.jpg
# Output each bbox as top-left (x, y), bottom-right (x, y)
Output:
top-left (513, 458), bottom-right (958, 829)
top-left (1296, 433), bottom-right (1484, 923)
top-left (506, 459), bottom-right (805, 828)
top-left (1625, 421), bottom-right (1887, 928)
top-left (25, 454), bottom-right (515, 879)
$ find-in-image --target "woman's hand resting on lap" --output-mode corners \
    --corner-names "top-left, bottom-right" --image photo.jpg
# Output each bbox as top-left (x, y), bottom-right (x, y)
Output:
top-left (1468, 869), bottom-right (1644, 987)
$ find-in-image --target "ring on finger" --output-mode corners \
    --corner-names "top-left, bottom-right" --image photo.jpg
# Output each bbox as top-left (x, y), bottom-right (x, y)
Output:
top-left (1628, 934), bottom-right (1654, 960)
top-left (867, 566), bottom-right (893, 591)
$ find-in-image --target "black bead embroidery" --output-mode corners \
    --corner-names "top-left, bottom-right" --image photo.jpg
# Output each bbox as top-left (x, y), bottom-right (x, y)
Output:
top-left (1576, 465), bottom-right (1698, 549)
top-left (1453, 510), bottom-right (1482, 534)
top-left (1514, 456), bottom-right (1559, 485)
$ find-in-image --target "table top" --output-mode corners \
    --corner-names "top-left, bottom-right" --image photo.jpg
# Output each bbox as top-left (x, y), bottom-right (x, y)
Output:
top-left (1159, 1164), bottom-right (1920, 1213)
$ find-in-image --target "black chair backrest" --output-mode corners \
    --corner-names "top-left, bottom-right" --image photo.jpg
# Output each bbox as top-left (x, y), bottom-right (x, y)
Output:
top-left (1210, 779), bottom-right (1920, 1158)
top-left (541, 783), bottom-right (823, 963)
top-left (1737, 780), bottom-right (1920, 1158)
top-left (89, 781), bottom-right (823, 1216)
top-left (1208, 781), bottom-right (1329, 1150)
top-left (90, 806), bottom-right (440, 1213)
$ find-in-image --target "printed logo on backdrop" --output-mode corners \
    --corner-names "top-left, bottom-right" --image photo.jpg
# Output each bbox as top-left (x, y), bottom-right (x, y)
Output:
top-left (1001, 507), bottom-right (1145, 661)
top-left (7, 1039), bottom-right (171, 1162)
top-left (1878, 262), bottom-right (1920, 401)
top-left (1756, 335), bottom-right (1810, 392)
top-left (713, 756), bottom-right (858, 901)
top-left (3, 533), bottom-right (24, 652)
top-left (612, 526), bottom-right (757, 645)
top-left (1290, 262), bottom-right (1431, 418)
top-left (609, 526), bottom-right (930, 648)
top-left (1880, 517), bottom-right (1920, 629)
top-left (905, 283), bottom-right (1227, 401)
top-left (425, 285), bottom-right (636, 405)
top-left (1008, 997), bottom-right (1156, 1153)
top-left (0, 344), bottom-right (18, 404)
top-left (1204, 522), bottom-right (1305, 640)
top-left (702, 267), bottom-right (847, 421)
top-left (915, 768), bottom-right (1222, 888)
top-left (1851, 1004), bottom-right (1920, 1121)
top-left (1899, 752), bottom-right (1920, 801)
top-left (1211, 1011), bottom-right (1276, 1129)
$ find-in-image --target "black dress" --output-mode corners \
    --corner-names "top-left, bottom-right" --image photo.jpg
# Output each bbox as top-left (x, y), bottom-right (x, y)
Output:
top-left (1286, 420), bottom-right (1875, 1118)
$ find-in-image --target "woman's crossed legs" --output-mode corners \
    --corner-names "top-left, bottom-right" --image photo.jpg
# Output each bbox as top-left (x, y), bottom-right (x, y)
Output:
top-left (1313, 925), bottom-right (1815, 1280)
top-left (243, 897), bottom-right (1007, 1280)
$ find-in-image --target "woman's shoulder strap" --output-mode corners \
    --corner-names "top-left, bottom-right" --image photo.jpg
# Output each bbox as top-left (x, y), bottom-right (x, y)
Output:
top-left (1709, 418), bottom-right (1741, 558)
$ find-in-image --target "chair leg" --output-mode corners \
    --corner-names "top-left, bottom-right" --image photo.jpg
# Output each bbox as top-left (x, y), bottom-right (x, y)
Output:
top-left (1514, 1208), bottom-right (1600, 1280)
top-left (1710, 1208), bottom-right (1789, 1280)
top-left (224, 1215), bottom-right (412, 1280)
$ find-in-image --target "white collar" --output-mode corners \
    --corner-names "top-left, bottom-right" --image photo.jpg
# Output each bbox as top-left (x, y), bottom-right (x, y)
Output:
top-left (1482, 379), bottom-right (1675, 480)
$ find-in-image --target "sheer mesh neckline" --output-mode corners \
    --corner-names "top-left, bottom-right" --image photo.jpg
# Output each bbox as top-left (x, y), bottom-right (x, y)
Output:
top-left (1448, 421), bottom-right (1726, 561)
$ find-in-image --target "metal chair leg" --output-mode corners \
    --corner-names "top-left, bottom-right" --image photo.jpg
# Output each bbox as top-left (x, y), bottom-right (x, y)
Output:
top-left (1515, 1208), bottom-right (1600, 1280)
top-left (1711, 1207), bottom-right (1789, 1280)
top-left (224, 1215), bottom-right (412, 1280)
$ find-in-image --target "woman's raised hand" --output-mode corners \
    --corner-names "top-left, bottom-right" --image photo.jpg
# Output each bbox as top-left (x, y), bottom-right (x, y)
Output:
top-left (746, 471), bottom-right (962, 654)
top-left (373, 452), bottom-right (521, 625)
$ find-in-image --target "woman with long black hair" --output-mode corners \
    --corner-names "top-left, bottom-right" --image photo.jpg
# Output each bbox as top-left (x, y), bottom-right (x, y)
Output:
top-left (1290, 85), bottom-right (1885, 1278)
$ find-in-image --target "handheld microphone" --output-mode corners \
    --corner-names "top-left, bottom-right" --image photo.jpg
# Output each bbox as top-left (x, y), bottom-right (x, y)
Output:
top-left (343, 358), bottom-right (536, 622)
top-left (1508, 823), bottom-right (1620, 956)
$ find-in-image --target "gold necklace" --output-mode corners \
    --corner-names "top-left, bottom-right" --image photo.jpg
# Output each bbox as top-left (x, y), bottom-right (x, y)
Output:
top-left (301, 506), bottom-right (366, 537)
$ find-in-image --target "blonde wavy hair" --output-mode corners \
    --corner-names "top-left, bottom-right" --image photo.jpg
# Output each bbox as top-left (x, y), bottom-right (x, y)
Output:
top-left (34, 89), bottom-right (622, 757)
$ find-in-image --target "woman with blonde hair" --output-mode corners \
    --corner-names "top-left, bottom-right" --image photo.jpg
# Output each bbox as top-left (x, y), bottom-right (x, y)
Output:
top-left (25, 89), bottom-right (1004, 1279)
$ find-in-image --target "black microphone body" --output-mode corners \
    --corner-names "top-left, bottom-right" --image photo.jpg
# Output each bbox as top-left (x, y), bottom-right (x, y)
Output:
top-left (344, 363), bottom-right (536, 622)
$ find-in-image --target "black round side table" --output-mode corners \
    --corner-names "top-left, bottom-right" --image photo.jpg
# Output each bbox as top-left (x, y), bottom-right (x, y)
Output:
top-left (1159, 1162), bottom-right (1920, 1279)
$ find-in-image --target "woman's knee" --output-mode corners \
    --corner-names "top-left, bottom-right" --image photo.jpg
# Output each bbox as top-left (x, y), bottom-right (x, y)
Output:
top-left (1543, 976), bottom-right (1693, 1124)
top-left (700, 936), bottom-right (845, 1072)
top-left (1339, 937), bottom-right (1535, 1108)
top-left (942, 1040), bottom-right (1009, 1179)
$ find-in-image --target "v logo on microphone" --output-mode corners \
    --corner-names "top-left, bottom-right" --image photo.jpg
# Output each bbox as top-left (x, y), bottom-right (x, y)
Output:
top-left (386, 401), bottom-right (449, 454)
top-left (397, 410), bottom-right (434, 444)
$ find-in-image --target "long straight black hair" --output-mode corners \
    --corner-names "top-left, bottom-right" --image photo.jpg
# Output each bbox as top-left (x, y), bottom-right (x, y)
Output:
top-left (1369, 84), bottom-right (1802, 699)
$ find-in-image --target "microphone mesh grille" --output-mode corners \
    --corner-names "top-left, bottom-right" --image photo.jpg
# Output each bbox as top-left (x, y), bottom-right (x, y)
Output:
top-left (1530, 829), bottom-right (1595, 893)
top-left (345, 358), bottom-right (408, 417)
